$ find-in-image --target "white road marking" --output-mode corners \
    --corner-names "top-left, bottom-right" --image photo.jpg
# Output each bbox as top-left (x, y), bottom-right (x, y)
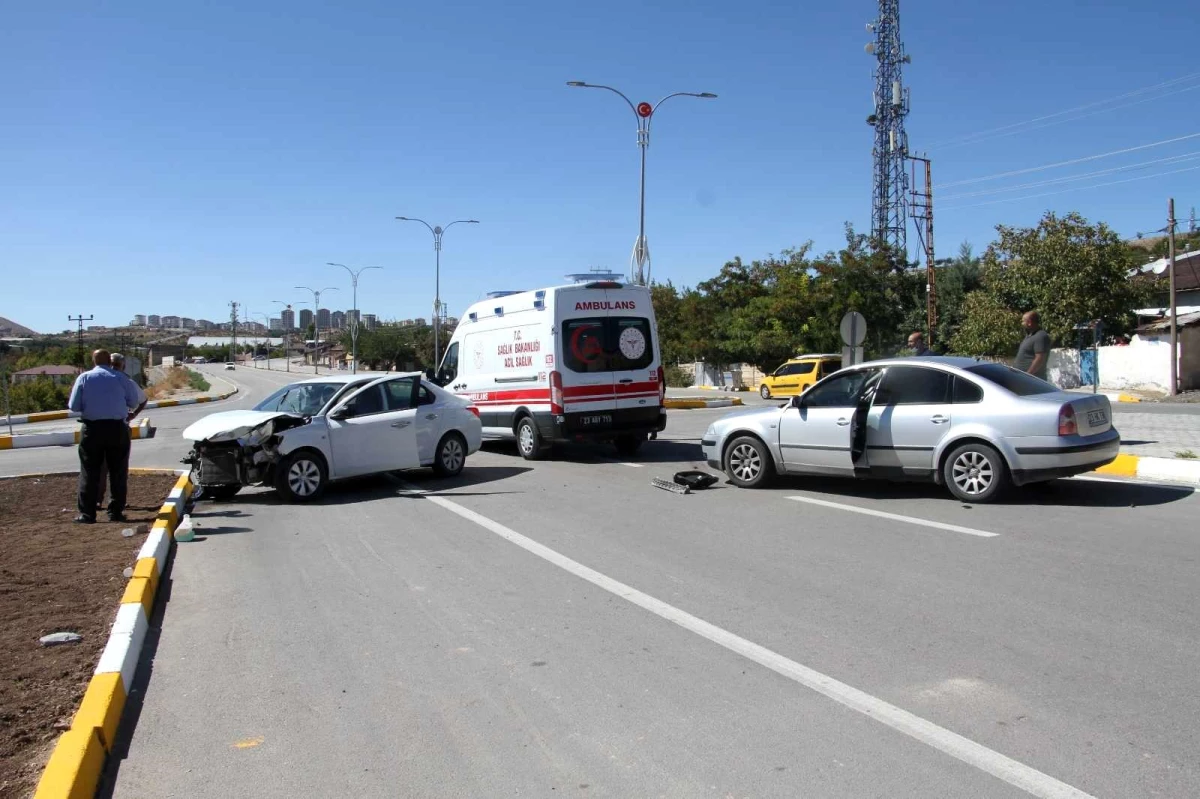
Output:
top-left (400, 484), bottom-right (1090, 799)
top-left (786, 496), bottom-right (999, 538)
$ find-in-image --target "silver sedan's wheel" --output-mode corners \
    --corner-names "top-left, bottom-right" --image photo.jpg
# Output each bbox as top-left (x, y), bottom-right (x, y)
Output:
top-left (276, 451), bottom-right (327, 502)
top-left (943, 442), bottom-right (1007, 503)
top-left (434, 434), bottom-right (467, 477)
top-left (724, 435), bottom-right (773, 488)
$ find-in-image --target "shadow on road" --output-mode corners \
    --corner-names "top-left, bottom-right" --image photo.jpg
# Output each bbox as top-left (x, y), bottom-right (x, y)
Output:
top-left (481, 438), bottom-right (706, 465)
top-left (758, 473), bottom-right (1193, 508)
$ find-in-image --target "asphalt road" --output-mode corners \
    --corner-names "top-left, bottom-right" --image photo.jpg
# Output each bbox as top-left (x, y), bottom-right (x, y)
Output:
top-left (87, 385), bottom-right (1200, 797)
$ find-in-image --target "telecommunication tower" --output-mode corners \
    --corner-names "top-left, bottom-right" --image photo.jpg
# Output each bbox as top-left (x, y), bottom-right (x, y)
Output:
top-left (865, 0), bottom-right (911, 258)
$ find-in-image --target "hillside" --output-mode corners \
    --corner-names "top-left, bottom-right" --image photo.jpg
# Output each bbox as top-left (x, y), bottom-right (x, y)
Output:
top-left (0, 317), bottom-right (38, 337)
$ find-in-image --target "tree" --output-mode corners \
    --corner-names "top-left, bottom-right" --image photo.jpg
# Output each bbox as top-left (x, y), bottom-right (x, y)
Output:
top-left (932, 241), bottom-right (983, 350)
top-left (954, 211), bottom-right (1156, 354)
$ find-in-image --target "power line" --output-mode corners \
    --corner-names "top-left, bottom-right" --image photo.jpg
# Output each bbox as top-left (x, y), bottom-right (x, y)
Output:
top-left (935, 83), bottom-right (1200, 151)
top-left (929, 71), bottom-right (1200, 150)
top-left (939, 151), bottom-right (1200, 201)
top-left (939, 132), bottom-right (1200, 188)
top-left (941, 163), bottom-right (1200, 210)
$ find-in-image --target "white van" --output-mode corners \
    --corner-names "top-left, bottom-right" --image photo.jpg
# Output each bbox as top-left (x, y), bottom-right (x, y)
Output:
top-left (435, 280), bottom-right (666, 459)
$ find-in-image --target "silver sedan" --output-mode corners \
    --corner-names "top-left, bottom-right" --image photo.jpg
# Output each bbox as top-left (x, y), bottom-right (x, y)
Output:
top-left (701, 357), bottom-right (1120, 502)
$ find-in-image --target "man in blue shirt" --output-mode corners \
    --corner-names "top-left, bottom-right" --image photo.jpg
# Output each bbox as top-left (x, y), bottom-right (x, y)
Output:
top-left (68, 349), bottom-right (143, 523)
top-left (96, 353), bottom-right (148, 509)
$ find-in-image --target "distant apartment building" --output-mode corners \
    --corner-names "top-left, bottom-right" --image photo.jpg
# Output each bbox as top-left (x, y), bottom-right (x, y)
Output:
top-left (345, 309), bottom-right (360, 328)
top-left (316, 308), bottom-right (331, 329)
top-left (181, 317), bottom-right (196, 329)
top-left (162, 315), bottom-right (181, 329)
top-left (280, 308), bottom-right (295, 331)
top-left (299, 308), bottom-right (314, 330)
top-left (196, 319), bottom-right (215, 331)
top-left (131, 314), bottom-right (147, 326)
top-left (413, 317), bottom-right (426, 327)
top-left (148, 315), bottom-right (162, 328)
top-left (330, 310), bottom-right (345, 330)
top-left (269, 317), bottom-right (282, 332)
top-left (362, 313), bottom-right (378, 331)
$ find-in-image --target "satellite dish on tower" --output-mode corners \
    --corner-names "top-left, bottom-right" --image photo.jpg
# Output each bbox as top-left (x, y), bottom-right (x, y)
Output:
top-left (864, 42), bottom-right (876, 54)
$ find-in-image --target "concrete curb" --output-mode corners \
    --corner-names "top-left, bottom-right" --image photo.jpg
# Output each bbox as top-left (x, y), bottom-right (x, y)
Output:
top-left (0, 418), bottom-right (156, 450)
top-left (3, 386), bottom-right (239, 427)
top-left (691, 385), bottom-right (751, 392)
top-left (33, 469), bottom-right (194, 799)
top-left (1095, 454), bottom-right (1200, 484)
top-left (1069, 390), bottom-right (1143, 403)
top-left (665, 397), bottom-right (745, 410)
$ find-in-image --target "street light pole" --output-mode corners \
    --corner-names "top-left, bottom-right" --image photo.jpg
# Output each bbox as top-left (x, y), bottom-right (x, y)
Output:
top-left (248, 312), bottom-right (271, 369)
top-left (396, 217), bottom-right (478, 370)
top-left (296, 286), bottom-right (338, 373)
top-left (327, 263), bottom-right (383, 374)
top-left (566, 81), bottom-right (717, 286)
top-left (272, 300), bottom-right (293, 372)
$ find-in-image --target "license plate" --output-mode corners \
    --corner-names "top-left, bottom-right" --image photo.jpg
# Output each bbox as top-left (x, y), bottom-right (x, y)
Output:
top-left (580, 414), bottom-right (612, 426)
top-left (1087, 409), bottom-right (1107, 426)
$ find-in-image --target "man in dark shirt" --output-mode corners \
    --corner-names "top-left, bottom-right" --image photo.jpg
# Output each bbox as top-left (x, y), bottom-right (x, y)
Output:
top-left (907, 331), bottom-right (933, 356)
top-left (1014, 311), bottom-right (1051, 381)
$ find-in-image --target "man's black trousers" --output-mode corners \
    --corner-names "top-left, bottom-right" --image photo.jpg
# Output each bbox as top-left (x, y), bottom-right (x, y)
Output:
top-left (78, 420), bottom-right (131, 518)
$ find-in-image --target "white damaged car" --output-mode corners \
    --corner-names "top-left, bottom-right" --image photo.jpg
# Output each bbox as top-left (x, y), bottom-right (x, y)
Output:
top-left (182, 373), bottom-right (482, 502)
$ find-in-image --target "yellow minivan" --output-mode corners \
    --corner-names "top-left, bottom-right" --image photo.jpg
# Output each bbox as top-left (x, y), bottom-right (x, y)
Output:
top-left (757, 354), bottom-right (842, 399)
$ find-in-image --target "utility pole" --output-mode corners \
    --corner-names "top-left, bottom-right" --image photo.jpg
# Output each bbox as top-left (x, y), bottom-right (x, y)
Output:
top-left (1168, 198), bottom-right (1178, 397)
top-left (908, 154), bottom-right (936, 345)
top-left (865, 0), bottom-right (912, 259)
top-left (229, 301), bottom-right (239, 365)
top-left (68, 314), bottom-right (93, 368)
top-left (1189, 206), bottom-right (1196, 234)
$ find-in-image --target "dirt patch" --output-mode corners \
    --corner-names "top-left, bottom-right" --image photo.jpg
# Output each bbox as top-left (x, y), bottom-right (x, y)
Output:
top-left (0, 472), bottom-right (176, 799)
top-left (146, 365), bottom-right (210, 401)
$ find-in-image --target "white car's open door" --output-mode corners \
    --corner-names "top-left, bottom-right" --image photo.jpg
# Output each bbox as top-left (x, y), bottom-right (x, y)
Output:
top-left (326, 375), bottom-right (423, 478)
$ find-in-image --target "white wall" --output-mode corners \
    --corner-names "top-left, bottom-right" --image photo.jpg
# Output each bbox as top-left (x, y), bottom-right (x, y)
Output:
top-left (1049, 338), bottom-right (1178, 394)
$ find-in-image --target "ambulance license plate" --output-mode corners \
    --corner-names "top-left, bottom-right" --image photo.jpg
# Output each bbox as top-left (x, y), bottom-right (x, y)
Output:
top-left (580, 414), bottom-right (612, 426)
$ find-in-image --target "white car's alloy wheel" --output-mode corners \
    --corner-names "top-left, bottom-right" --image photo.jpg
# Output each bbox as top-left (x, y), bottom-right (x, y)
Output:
top-left (288, 458), bottom-right (322, 497)
top-left (441, 438), bottom-right (464, 473)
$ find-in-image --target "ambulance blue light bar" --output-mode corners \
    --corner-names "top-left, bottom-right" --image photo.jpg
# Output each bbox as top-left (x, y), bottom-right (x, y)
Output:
top-left (585, 280), bottom-right (623, 289)
top-left (534, 290), bottom-right (546, 310)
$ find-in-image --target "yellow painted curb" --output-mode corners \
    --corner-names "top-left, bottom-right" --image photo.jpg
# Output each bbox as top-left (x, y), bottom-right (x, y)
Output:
top-left (31, 470), bottom-right (194, 799)
top-left (1095, 453), bottom-right (1139, 477)
top-left (172, 472), bottom-right (193, 500)
top-left (33, 726), bottom-right (105, 799)
top-left (71, 672), bottom-right (127, 752)
top-left (121, 576), bottom-right (156, 618)
top-left (1116, 394), bottom-right (1141, 403)
top-left (0, 437), bottom-right (11, 450)
top-left (664, 397), bottom-right (745, 409)
top-left (133, 557), bottom-right (160, 597)
top-left (156, 501), bottom-right (180, 528)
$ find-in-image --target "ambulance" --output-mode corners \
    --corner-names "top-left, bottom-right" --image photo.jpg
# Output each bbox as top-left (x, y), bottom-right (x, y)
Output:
top-left (434, 279), bottom-right (667, 459)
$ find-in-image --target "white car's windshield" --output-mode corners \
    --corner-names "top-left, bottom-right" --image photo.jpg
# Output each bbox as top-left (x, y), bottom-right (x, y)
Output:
top-left (254, 382), bottom-right (344, 415)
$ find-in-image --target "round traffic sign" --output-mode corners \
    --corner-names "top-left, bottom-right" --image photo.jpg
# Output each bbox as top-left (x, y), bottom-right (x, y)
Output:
top-left (840, 311), bottom-right (867, 347)
top-left (637, 102), bottom-right (653, 118)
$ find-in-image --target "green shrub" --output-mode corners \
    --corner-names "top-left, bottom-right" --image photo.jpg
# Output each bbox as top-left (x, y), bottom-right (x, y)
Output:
top-left (664, 365), bottom-right (693, 388)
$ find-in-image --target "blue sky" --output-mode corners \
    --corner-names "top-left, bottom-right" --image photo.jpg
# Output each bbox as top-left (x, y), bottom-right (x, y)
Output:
top-left (3, 0), bottom-right (1198, 334)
